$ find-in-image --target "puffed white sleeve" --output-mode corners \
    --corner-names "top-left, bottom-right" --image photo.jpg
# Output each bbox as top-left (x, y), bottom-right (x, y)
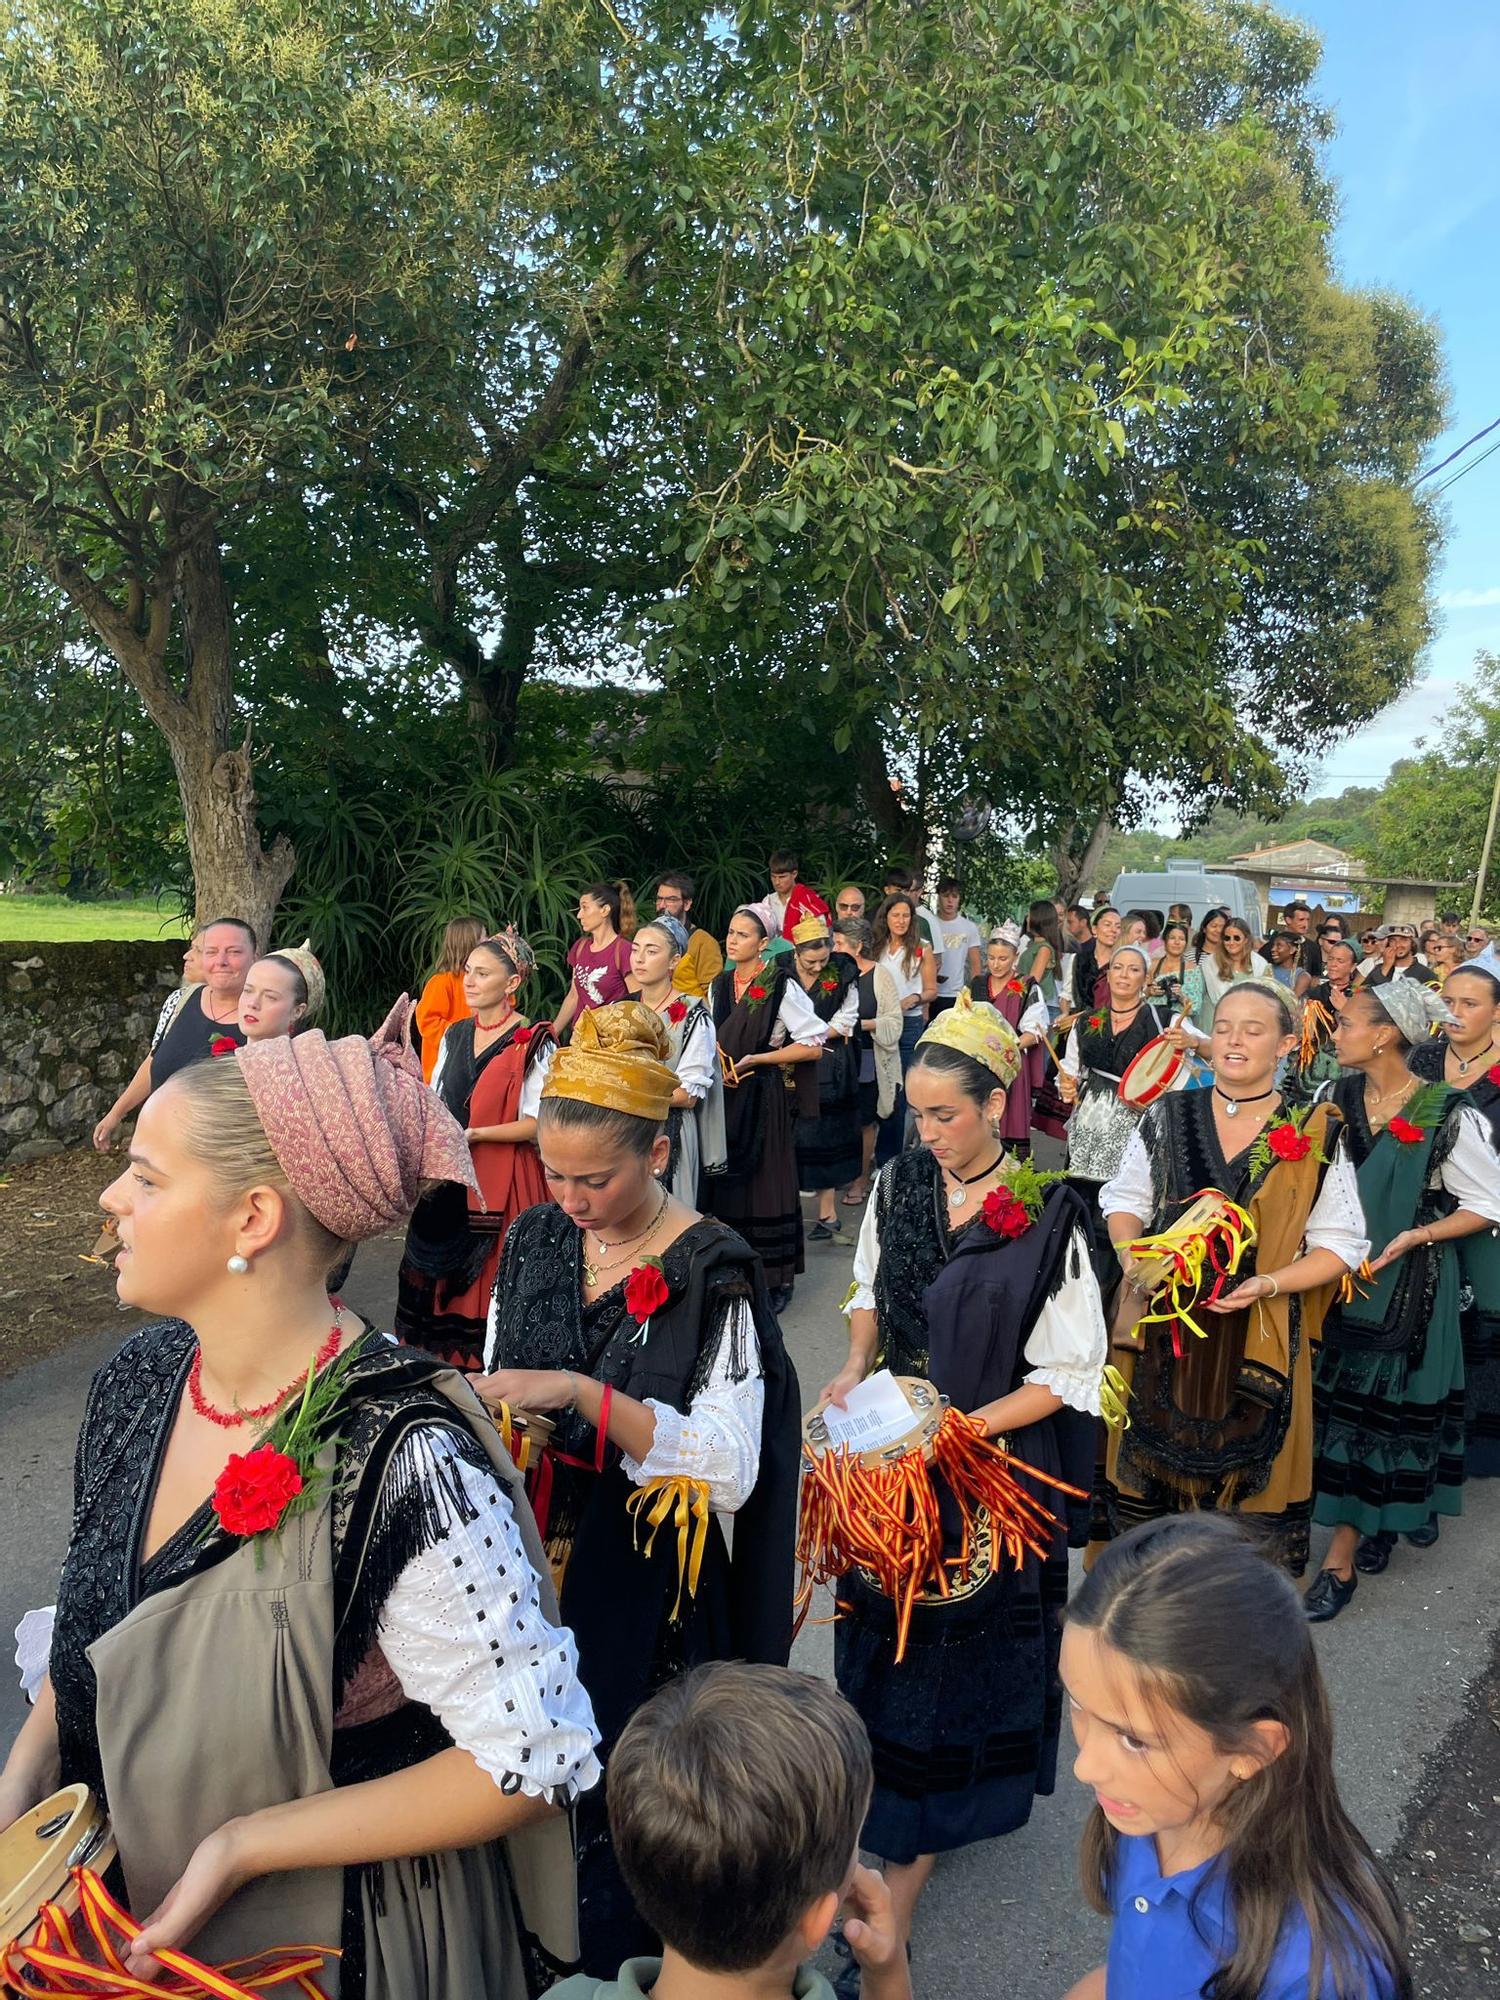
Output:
top-left (846, 1171), bottom-right (885, 1313)
top-left (376, 1431), bottom-right (601, 1804)
top-left (1303, 1138), bottom-right (1371, 1266)
top-left (621, 1295), bottom-right (764, 1513)
top-left (1439, 1106), bottom-right (1500, 1223)
top-left (1023, 1227), bottom-right (1108, 1414)
top-left (1059, 1024), bottom-right (1082, 1080)
top-left (1100, 1128), bottom-right (1153, 1222)
top-left (1019, 992), bottom-right (1050, 1041)
top-left (776, 978), bottom-right (830, 1046)
top-left (517, 1040), bottom-right (554, 1121)
top-left (673, 1011), bottom-right (717, 1103)
top-left (830, 984), bottom-right (861, 1036)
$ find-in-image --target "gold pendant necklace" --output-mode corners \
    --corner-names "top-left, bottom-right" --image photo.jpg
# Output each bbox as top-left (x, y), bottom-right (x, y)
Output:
top-left (582, 1189), bottom-right (669, 1288)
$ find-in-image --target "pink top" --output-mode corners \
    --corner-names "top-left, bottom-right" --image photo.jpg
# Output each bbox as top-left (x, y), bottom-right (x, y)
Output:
top-left (567, 933), bottom-right (634, 1011)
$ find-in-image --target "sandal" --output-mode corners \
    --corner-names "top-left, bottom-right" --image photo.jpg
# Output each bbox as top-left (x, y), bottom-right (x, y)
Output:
top-left (842, 1187), bottom-right (868, 1205)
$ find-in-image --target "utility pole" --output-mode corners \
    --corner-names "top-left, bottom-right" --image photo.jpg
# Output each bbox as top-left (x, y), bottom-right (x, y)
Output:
top-left (1471, 760), bottom-right (1500, 924)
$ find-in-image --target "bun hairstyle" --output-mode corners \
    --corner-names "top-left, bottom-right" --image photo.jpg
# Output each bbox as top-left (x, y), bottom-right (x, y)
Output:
top-left (1068, 1516), bottom-right (1412, 2000)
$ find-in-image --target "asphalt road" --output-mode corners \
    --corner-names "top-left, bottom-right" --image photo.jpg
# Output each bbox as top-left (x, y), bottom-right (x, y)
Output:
top-left (4, 1198), bottom-right (1499, 1995)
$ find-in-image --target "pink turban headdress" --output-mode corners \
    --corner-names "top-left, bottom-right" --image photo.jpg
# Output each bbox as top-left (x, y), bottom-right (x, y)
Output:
top-left (236, 996), bottom-right (477, 1241)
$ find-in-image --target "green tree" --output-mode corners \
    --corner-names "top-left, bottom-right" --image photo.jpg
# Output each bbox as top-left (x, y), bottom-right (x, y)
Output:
top-left (1365, 655), bottom-right (1500, 890)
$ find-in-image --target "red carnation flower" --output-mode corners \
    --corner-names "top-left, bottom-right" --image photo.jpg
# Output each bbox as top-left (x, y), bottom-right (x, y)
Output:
top-left (981, 1188), bottom-right (1030, 1239)
top-left (1488, 1063), bottom-right (1500, 1088)
top-left (209, 1034), bottom-right (238, 1057)
top-left (1266, 1123), bottom-right (1312, 1163)
top-left (211, 1444), bottom-right (302, 1538)
top-left (624, 1259), bottom-right (670, 1322)
top-left (666, 999), bottom-right (688, 1024)
top-left (1387, 1116), bottom-right (1424, 1145)
top-left (1006, 979), bottom-right (1024, 995)
top-left (511, 1025), bottom-right (534, 1051)
top-left (820, 976), bottom-right (839, 993)
top-left (747, 984), bottom-right (767, 1002)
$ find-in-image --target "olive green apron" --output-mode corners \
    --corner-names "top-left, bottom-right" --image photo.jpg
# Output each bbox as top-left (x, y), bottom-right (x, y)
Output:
top-left (88, 1367), bottom-right (579, 1996)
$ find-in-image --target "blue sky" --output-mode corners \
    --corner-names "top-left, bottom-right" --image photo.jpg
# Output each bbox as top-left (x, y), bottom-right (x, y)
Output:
top-left (1296, 0), bottom-right (1500, 793)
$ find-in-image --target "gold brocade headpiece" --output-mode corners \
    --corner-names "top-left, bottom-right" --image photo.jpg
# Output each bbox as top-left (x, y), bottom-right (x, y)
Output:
top-left (542, 1002), bottom-right (678, 1122)
top-left (791, 915), bottom-right (831, 946)
top-left (915, 989), bottom-right (1021, 1087)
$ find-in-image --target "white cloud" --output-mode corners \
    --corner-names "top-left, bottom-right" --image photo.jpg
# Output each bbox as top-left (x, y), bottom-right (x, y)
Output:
top-left (1440, 587), bottom-right (1500, 611)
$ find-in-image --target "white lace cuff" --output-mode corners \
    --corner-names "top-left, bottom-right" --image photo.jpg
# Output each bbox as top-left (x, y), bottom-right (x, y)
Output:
top-left (1023, 1363), bottom-right (1104, 1417)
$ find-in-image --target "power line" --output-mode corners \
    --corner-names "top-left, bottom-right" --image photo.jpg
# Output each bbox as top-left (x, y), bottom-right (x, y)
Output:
top-left (1433, 434), bottom-right (1500, 498)
top-left (1417, 414), bottom-right (1500, 486)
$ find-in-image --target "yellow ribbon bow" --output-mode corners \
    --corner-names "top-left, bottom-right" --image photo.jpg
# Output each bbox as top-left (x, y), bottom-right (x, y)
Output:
top-left (626, 1475), bottom-right (711, 1620)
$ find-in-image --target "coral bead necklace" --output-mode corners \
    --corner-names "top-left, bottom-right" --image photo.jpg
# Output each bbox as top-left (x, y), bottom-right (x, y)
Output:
top-left (189, 1303), bottom-right (346, 1428)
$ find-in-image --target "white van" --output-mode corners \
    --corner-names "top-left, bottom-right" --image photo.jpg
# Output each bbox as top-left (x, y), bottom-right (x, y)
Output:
top-left (1108, 861), bottom-right (1261, 933)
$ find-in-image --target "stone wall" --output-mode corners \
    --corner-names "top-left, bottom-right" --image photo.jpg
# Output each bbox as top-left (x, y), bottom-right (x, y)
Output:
top-left (1, 940), bottom-right (183, 1164)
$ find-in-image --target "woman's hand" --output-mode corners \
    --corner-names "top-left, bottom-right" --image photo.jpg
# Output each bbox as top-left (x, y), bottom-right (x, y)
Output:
top-left (819, 1360), bottom-right (867, 1410)
top-left (1057, 1072), bottom-right (1078, 1104)
top-left (473, 1368), bottom-right (576, 1414)
top-left (1162, 1026), bottom-right (1191, 1051)
top-left (1203, 1273), bottom-right (1277, 1313)
top-left (1369, 1229), bottom-right (1428, 1275)
top-left (92, 1110), bottom-right (120, 1152)
top-left (125, 1820), bottom-right (251, 1975)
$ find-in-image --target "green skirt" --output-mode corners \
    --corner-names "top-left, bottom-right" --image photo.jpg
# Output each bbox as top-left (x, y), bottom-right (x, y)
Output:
top-left (1313, 1257), bottom-right (1466, 1535)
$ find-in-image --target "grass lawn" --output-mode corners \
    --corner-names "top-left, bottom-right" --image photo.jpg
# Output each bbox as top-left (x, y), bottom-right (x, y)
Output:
top-left (0, 892), bottom-right (186, 943)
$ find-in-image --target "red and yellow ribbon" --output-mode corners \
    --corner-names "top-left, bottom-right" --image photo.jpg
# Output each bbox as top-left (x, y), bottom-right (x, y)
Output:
top-left (2, 1866), bottom-right (336, 1999)
top-left (1119, 1192), bottom-right (1257, 1355)
top-left (795, 1409), bottom-right (1084, 1664)
top-left (1337, 1257), bottom-right (1376, 1305)
top-left (625, 1475), bottom-right (711, 1620)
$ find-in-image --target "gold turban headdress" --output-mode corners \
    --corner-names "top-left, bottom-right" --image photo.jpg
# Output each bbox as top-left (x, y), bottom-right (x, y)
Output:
top-left (791, 915), bottom-right (831, 946)
top-left (542, 1001), bottom-right (678, 1122)
top-left (915, 989), bottom-right (1021, 1087)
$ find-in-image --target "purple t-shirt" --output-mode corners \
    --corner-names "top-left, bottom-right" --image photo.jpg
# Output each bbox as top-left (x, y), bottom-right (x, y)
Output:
top-left (568, 934), bottom-right (633, 1011)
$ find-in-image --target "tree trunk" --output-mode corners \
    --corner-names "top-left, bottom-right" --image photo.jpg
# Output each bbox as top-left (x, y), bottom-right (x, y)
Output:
top-left (852, 720), bottom-right (913, 857)
top-left (1051, 804), bottom-right (1114, 902)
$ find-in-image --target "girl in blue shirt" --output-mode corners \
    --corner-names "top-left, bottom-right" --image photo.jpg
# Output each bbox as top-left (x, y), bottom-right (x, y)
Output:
top-left (1059, 1515), bottom-right (1411, 2000)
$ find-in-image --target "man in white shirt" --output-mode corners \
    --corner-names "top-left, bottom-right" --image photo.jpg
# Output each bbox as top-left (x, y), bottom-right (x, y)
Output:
top-left (930, 877), bottom-right (983, 1014)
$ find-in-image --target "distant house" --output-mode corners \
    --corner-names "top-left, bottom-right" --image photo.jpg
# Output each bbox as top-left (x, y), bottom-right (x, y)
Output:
top-left (1227, 839), bottom-right (1354, 878)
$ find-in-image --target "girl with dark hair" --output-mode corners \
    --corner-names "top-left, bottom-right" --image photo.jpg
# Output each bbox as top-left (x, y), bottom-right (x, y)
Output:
top-left (479, 1003), bottom-right (801, 1972)
top-left (554, 884), bottom-right (636, 1041)
top-left (1410, 964), bottom-right (1500, 1476)
top-left (1148, 921), bottom-right (1192, 1013)
top-left (1305, 982), bottom-right (1500, 1617)
top-left (1021, 897), bottom-right (1063, 1015)
top-left (1061, 1514), bottom-right (1410, 2000)
top-left (700, 904), bottom-right (828, 1311)
top-left (871, 892), bottom-right (937, 1166)
top-left (394, 935), bottom-right (554, 1370)
top-left (787, 915), bottom-right (863, 1239)
top-left (820, 993), bottom-right (1106, 1970)
top-left (1058, 945), bottom-right (1166, 1275)
top-left (1097, 981), bottom-right (1368, 1576)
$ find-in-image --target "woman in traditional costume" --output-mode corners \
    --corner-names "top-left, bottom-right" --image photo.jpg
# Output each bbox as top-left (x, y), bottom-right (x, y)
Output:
top-left (966, 923), bottom-right (1049, 1158)
top-left (478, 1003), bottom-right (800, 1972)
top-left (818, 993), bottom-right (1106, 1973)
top-left (1057, 943), bottom-right (1168, 1277)
top-left (1304, 981), bottom-right (1500, 1619)
top-left (1096, 980), bottom-right (1368, 1580)
top-left (788, 915), bottom-right (862, 1240)
top-left (831, 914), bottom-right (903, 1209)
top-left (394, 932), bottom-right (552, 1371)
top-left (700, 903), bottom-right (827, 1312)
top-left (2, 1003), bottom-right (594, 1995)
top-left (627, 915), bottom-right (725, 1206)
top-left (1409, 963), bottom-right (1500, 1477)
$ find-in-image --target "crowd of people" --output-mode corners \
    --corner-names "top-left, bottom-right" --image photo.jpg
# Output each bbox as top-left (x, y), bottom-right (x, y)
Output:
top-left (7, 859), bottom-right (1497, 2000)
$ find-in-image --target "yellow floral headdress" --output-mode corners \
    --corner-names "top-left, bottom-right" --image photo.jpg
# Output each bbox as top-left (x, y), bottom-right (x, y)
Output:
top-left (791, 915), bottom-right (831, 946)
top-left (915, 989), bottom-right (1021, 1088)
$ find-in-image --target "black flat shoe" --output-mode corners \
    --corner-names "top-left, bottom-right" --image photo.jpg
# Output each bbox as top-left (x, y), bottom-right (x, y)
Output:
top-left (1355, 1532), bottom-right (1396, 1575)
top-left (809, 1221), bottom-right (834, 1242)
top-left (1404, 1517), bottom-right (1440, 1549)
top-left (1304, 1568), bottom-right (1358, 1622)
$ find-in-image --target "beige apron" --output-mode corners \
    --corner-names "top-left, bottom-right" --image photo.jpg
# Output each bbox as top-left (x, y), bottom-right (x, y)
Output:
top-left (88, 1366), bottom-right (579, 1997)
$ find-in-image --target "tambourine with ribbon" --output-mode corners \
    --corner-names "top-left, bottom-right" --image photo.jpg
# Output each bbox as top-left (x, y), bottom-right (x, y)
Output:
top-left (796, 1376), bottom-right (1084, 1663)
top-left (1115, 1190), bottom-right (1258, 1357)
top-left (1, 1788), bottom-right (336, 1998)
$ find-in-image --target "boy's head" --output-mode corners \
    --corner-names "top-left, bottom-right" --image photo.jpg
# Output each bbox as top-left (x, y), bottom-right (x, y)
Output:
top-left (607, 1661), bottom-right (872, 1975)
top-left (768, 850), bottom-right (801, 893)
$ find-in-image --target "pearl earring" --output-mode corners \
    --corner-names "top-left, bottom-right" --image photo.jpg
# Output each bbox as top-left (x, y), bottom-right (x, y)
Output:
top-left (227, 1254), bottom-right (250, 1275)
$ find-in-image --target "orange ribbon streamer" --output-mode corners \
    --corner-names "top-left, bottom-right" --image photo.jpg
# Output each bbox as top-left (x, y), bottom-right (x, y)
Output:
top-left (795, 1408), bottom-right (1084, 1665)
top-left (2, 1867), bottom-right (337, 1999)
top-left (1338, 1257), bottom-right (1376, 1305)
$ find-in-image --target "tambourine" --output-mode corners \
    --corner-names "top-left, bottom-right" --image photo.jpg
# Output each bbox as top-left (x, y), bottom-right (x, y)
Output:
top-left (1117, 1034), bottom-right (1186, 1107)
top-left (0, 1784), bottom-right (115, 1960)
top-left (801, 1375), bottom-right (945, 1472)
top-left (1122, 1190), bottom-right (1255, 1300)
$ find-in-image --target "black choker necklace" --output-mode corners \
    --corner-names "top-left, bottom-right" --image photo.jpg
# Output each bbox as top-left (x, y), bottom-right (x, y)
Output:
top-left (1213, 1084), bottom-right (1277, 1120)
top-left (944, 1153), bottom-right (1004, 1210)
top-left (1451, 1039), bottom-right (1497, 1077)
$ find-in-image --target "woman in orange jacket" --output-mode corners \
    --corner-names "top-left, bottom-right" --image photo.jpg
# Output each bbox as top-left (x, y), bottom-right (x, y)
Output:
top-left (415, 916), bottom-right (489, 1081)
